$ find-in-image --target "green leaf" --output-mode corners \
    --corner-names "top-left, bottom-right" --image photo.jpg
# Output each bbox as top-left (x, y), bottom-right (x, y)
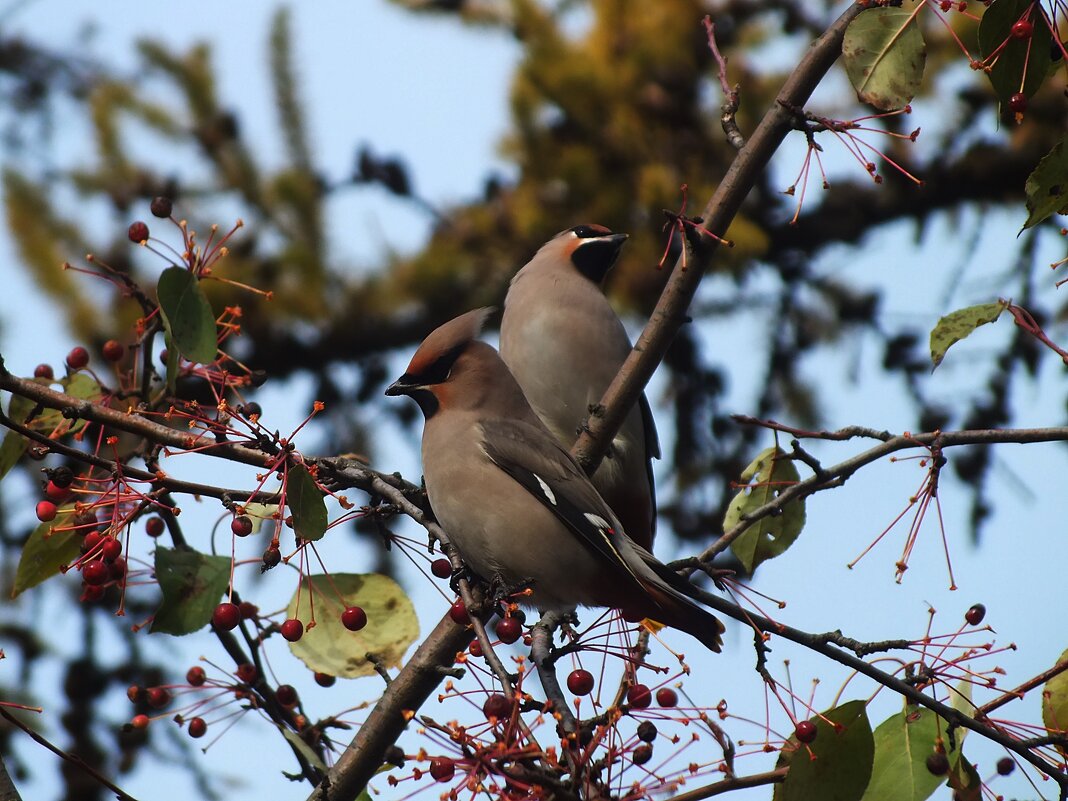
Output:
top-left (164, 334), bottom-right (180, 394)
top-left (860, 706), bottom-right (957, 801)
top-left (727, 446), bottom-right (806, 573)
top-left (1042, 647), bottom-right (1068, 755)
top-left (280, 727), bottom-right (328, 774)
top-left (12, 507), bottom-right (81, 597)
top-left (286, 573), bottom-right (419, 678)
top-left (0, 392), bottom-right (34, 482)
top-left (157, 266), bottom-right (218, 365)
top-left (842, 7), bottom-right (927, 111)
top-left (287, 464), bottom-right (328, 542)
top-left (151, 547), bottom-right (231, 635)
top-left (1023, 137), bottom-right (1068, 229)
top-left (978, 0), bottom-right (1053, 106)
top-left (929, 301), bottom-right (1009, 369)
top-left (947, 753), bottom-right (982, 801)
top-left (32, 373), bottom-right (102, 436)
top-left (776, 700), bottom-right (875, 801)
top-left (240, 503), bottom-right (278, 535)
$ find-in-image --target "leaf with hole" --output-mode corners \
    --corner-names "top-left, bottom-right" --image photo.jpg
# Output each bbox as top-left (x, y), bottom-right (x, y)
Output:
top-left (727, 446), bottom-right (805, 573)
top-left (929, 301), bottom-right (1009, 369)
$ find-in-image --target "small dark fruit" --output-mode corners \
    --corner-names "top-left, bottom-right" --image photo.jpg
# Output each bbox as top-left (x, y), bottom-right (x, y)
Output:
top-left (314, 672), bottom-right (336, 688)
top-left (482, 693), bottom-right (511, 720)
top-left (231, 515), bottom-right (253, 537)
top-left (567, 669), bottom-right (595, 696)
top-left (65, 346), bottom-right (89, 369)
top-left (632, 743), bottom-right (653, 766)
top-left (146, 687), bottom-right (171, 708)
top-left (627, 684), bottom-right (652, 709)
top-left (212, 602), bottom-right (241, 631)
top-left (239, 401), bottom-right (262, 418)
top-left (996, 756), bottom-right (1015, 775)
top-left (1011, 19), bottom-right (1033, 38)
top-left (449, 600), bottom-right (470, 625)
top-left (36, 500), bottom-right (57, 522)
top-left (150, 196), bottom-right (173, 218)
top-left (430, 558), bottom-right (452, 579)
top-left (468, 640), bottom-right (483, 657)
top-left (82, 561), bottom-right (109, 586)
top-left (126, 684), bottom-right (143, 703)
top-left (275, 684), bottom-right (298, 707)
top-left (795, 720), bottom-right (818, 744)
top-left (1008, 92), bottom-right (1027, 113)
top-left (100, 537), bottom-right (122, 562)
top-left (341, 606), bottom-right (367, 631)
top-left (102, 340), bottom-right (125, 362)
top-left (280, 618), bottom-right (304, 642)
top-left (636, 721), bottom-right (658, 743)
top-left (50, 466), bottom-right (74, 488)
top-left (34, 363), bottom-right (54, 379)
top-left (128, 221), bottom-right (150, 243)
top-left (429, 757), bottom-right (455, 782)
top-left (145, 516), bottom-right (165, 537)
top-left (926, 752), bottom-right (950, 775)
top-left (186, 666), bottom-right (206, 686)
top-left (656, 688), bottom-right (678, 708)
top-left (496, 617), bottom-right (522, 644)
top-left (262, 546), bottom-right (281, 568)
top-left (239, 601), bottom-right (258, 620)
top-left (965, 603), bottom-right (986, 626)
top-left (235, 663), bottom-right (257, 683)
top-left (187, 717), bottom-right (207, 738)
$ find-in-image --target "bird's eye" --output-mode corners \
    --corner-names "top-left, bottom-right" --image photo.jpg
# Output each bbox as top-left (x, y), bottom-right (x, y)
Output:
top-left (572, 225), bottom-right (598, 239)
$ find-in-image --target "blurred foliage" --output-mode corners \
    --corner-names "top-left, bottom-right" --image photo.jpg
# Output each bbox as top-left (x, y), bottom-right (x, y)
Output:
top-left (0, 1), bottom-right (1066, 795)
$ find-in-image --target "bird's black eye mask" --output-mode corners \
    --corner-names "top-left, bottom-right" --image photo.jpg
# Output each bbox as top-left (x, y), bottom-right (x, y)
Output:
top-left (571, 237), bottom-right (625, 283)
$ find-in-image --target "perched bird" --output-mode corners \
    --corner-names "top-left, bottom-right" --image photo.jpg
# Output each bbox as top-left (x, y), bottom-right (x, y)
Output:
top-left (386, 308), bottom-right (723, 652)
top-left (500, 225), bottom-right (660, 551)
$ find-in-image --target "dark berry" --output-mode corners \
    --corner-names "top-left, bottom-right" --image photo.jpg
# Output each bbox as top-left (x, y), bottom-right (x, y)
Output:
top-left (449, 600), bottom-right (470, 625)
top-left (280, 618), bottom-right (304, 642)
top-left (627, 684), bottom-right (652, 709)
top-left (430, 558), bottom-right (452, 579)
top-left (429, 757), bottom-right (455, 782)
top-left (150, 196), bottom-right (173, 218)
top-left (632, 743), bottom-right (653, 766)
top-left (1011, 19), bottom-right (1033, 38)
top-left (1008, 93), bottom-right (1027, 113)
top-left (231, 515), bottom-right (253, 537)
top-left (33, 363), bottom-right (54, 379)
top-left (275, 684), bottom-right (298, 707)
top-left (482, 693), bottom-right (511, 720)
top-left (965, 603), bottom-right (986, 626)
top-left (187, 717), bottom-right (207, 738)
top-left (109, 557), bottom-right (126, 581)
top-left (126, 685), bottom-right (143, 703)
top-left (342, 606), bottom-right (367, 631)
top-left (496, 617), bottom-right (522, 644)
top-left (82, 561), bottom-right (109, 586)
top-left (35, 500), bottom-right (57, 522)
top-left (145, 516), bottom-right (165, 537)
top-left (468, 640), bottom-right (483, 657)
top-left (50, 466), bottom-right (74, 488)
top-left (100, 537), bottom-right (122, 562)
top-left (128, 221), bottom-right (149, 243)
top-left (996, 756), bottom-right (1015, 775)
top-left (656, 688), bottom-right (678, 708)
top-left (146, 687), bottom-right (171, 708)
top-left (81, 584), bottom-right (105, 602)
top-left (795, 720), bottom-right (818, 744)
top-left (130, 714), bottom-right (149, 729)
top-left (314, 672), bottom-right (335, 688)
top-left (82, 531), bottom-right (103, 554)
top-left (212, 602), bottom-right (241, 631)
top-left (567, 669), bottom-right (595, 696)
top-left (186, 666), bottom-right (206, 686)
top-left (926, 752), bottom-right (950, 776)
top-left (636, 721), bottom-right (658, 743)
top-left (239, 601), bottom-right (258, 620)
top-left (65, 346), bottom-right (89, 369)
top-left (235, 663), bottom-right (257, 683)
top-left (239, 401), bottom-right (262, 418)
top-left (102, 340), bottom-right (125, 362)
top-left (262, 546), bottom-right (281, 568)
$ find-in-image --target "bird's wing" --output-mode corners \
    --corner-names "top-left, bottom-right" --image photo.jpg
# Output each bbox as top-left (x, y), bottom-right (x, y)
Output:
top-left (639, 392), bottom-right (661, 460)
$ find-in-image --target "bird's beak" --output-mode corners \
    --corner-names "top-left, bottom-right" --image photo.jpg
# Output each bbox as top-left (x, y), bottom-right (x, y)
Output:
top-left (384, 376), bottom-right (412, 396)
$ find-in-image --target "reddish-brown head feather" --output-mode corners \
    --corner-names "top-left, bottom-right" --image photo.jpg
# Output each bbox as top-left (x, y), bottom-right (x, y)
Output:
top-left (404, 307), bottom-right (493, 377)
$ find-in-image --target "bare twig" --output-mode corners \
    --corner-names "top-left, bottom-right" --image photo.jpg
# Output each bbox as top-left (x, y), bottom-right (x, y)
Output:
top-left (703, 17), bottom-right (746, 151)
top-left (670, 767), bottom-right (788, 801)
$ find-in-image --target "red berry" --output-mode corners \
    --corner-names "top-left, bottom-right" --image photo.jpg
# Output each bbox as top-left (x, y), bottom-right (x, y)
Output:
top-left (235, 663), bottom-right (257, 683)
top-left (102, 340), bottom-right (125, 362)
top-left (280, 618), bottom-right (304, 642)
top-left (627, 684), bottom-right (652, 709)
top-left (965, 603), bottom-right (986, 626)
top-left (656, 688), bottom-right (678, 708)
top-left (33, 363), bottom-right (54, 379)
top-left (36, 500), bottom-right (57, 522)
top-left (212, 602), bottom-right (241, 631)
top-left (496, 617), bottom-right (522, 644)
top-left (128, 221), bottom-right (150, 243)
top-left (145, 516), bottom-right (165, 537)
top-left (1011, 19), bottom-right (1033, 38)
top-left (186, 666), bottom-right (206, 686)
top-left (82, 561), bottom-right (109, 586)
top-left (448, 600), bottom-right (470, 625)
top-left (1008, 93), bottom-right (1027, 113)
top-left (429, 757), bottom-right (455, 782)
top-left (150, 196), bottom-right (173, 218)
top-left (81, 584), bottom-right (105, 603)
top-left (795, 720), bottom-right (818, 743)
top-left (146, 687), bottom-right (171, 708)
top-left (632, 743), bottom-right (653, 765)
top-left (482, 693), bottom-right (511, 720)
top-left (239, 601), bottom-right (258, 620)
top-left (82, 531), bottom-right (103, 554)
top-left (567, 669), bottom-right (595, 696)
top-left (231, 515), bottom-right (253, 537)
top-left (275, 684), bottom-right (298, 708)
top-left (314, 672), bottom-right (336, 687)
top-left (926, 752), bottom-right (949, 775)
top-left (65, 346), bottom-right (89, 369)
top-left (341, 606), bottom-right (367, 632)
top-left (130, 714), bottom-right (150, 729)
top-left (468, 640), bottom-right (483, 657)
top-left (187, 717), bottom-right (207, 738)
top-left (100, 537), bottom-right (122, 562)
top-left (430, 558), bottom-right (452, 579)
top-left (44, 480), bottom-right (71, 502)
top-left (126, 685), bottom-right (143, 703)
top-left (262, 546), bottom-right (281, 568)
top-left (996, 756), bottom-right (1015, 775)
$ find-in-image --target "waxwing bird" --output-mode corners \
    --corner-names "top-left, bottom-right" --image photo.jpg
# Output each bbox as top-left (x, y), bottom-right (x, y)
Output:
top-left (386, 308), bottom-right (723, 653)
top-left (500, 225), bottom-right (660, 552)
